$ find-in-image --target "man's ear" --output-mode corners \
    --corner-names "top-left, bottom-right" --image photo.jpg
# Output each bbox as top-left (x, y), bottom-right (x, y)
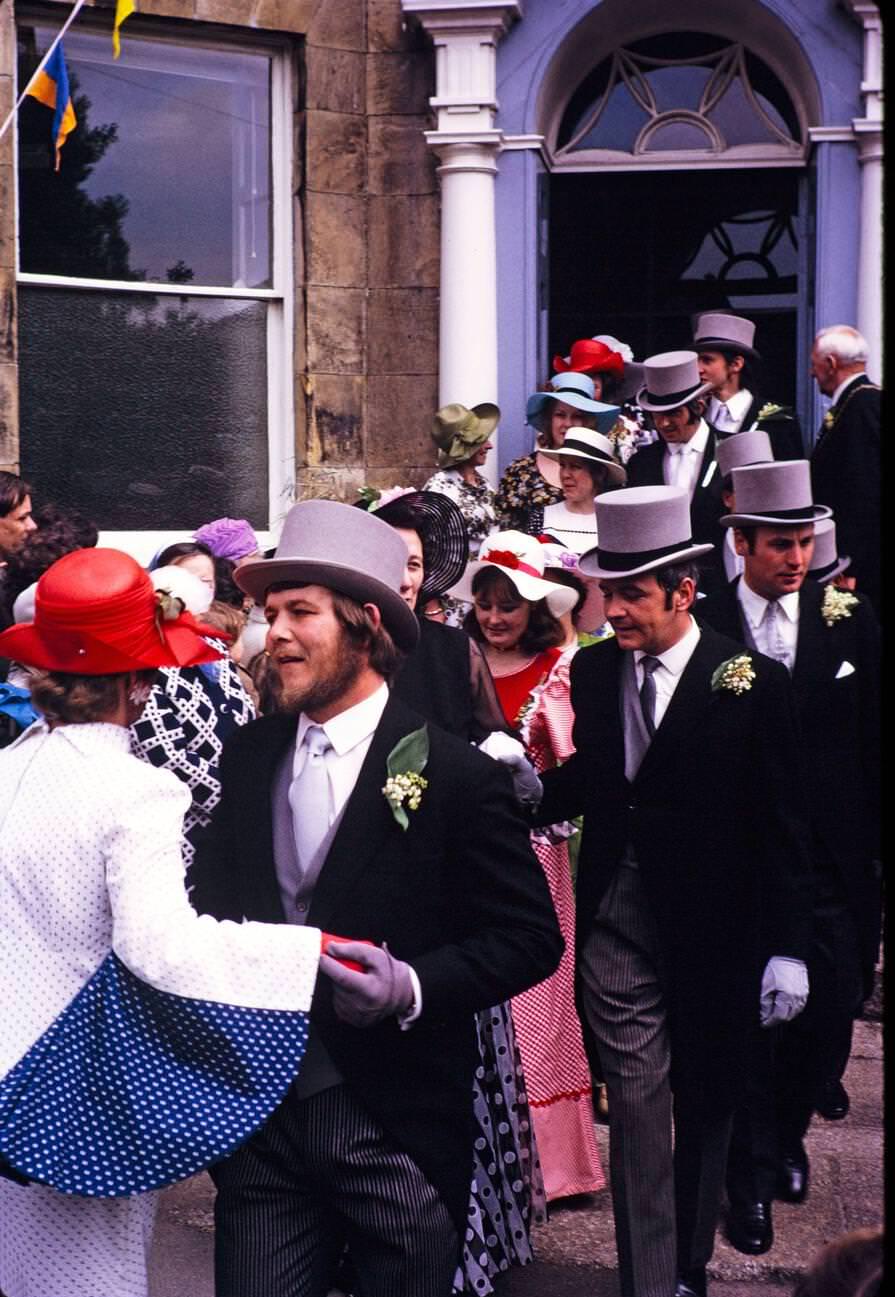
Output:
top-left (674, 577), bottom-right (696, 611)
top-left (732, 528), bottom-right (749, 558)
top-left (729, 354), bottom-right (745, 376)
top-left (362, 602), bottom-right (383, 633)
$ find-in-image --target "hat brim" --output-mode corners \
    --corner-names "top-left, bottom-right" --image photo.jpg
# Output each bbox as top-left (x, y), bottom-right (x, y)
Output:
top-left (809, 554), bottom-right (852, 583)
top-left (635, 379), bottom-right (713, 413)
top-left (234, 557), bottom-right (420, 653)
top-left (0, 616), bottom-right (221, 675)
top-left (433, 403), bottom-right (500, 467)
top-left (539, 445), bottom-right (627, 487)
top-left (579, 542), bottom-right (715, 581)
top-left (526, 391), bottom-right (610, 424)
top-left (720, 504), bottom-right (832, 528)
top-left (368, 490), bottom-right (470, 604)
top-left (542, 568), bottom-right (606, 633)
top-left (692, 336), bottom-right (761, 364)
top-left (535, 450), bottom-right (563, 489)
top-left (447, 561), bottom-right (578, 618)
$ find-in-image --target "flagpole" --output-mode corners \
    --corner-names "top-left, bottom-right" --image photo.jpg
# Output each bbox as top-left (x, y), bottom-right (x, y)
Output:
top-left (0, 0), bottom-right (87, 144)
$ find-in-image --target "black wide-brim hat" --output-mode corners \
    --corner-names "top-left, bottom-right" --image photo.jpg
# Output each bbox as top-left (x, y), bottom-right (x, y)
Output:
top-left (361, 490), bottom-right (470, 604)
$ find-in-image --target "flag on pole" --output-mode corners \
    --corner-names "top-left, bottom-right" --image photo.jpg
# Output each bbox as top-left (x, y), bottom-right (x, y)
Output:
top-left (24, 42), bottom-right (77, 171)
top-left (113, 1), bottom-right (136, 59)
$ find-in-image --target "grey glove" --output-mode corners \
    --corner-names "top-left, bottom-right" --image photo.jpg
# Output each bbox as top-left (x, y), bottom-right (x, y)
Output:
top-left (760, 956), bottom-right (809, 1027)
top-left (319, 941), bottom-right (415, 1028)
top-left (477, 732), bottom-right (543, 806)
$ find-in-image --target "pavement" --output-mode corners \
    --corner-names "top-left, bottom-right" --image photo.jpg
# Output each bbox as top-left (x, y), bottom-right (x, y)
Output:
top-left (149, 999), bottom-right (883, 1297)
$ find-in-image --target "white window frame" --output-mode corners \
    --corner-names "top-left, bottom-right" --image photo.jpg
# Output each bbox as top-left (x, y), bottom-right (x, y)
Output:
top-left (14, 14), bottom-right (295, 562)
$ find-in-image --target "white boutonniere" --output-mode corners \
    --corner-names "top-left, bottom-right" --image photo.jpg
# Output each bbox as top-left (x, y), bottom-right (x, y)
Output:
top-left (711, 653), bottom-right (756, 695)
top-left (382, 725), bottom-right (429, 830)
top-left (757, 402), bottom-right (786, 420)
top-left (821, 585), bottom-right (859, 627)
top-left (822, 409), bottom-right (836, 430)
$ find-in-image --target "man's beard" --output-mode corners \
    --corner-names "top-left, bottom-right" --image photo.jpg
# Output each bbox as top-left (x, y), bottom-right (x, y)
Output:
top-left (275, 637), bottom-right (367, 716)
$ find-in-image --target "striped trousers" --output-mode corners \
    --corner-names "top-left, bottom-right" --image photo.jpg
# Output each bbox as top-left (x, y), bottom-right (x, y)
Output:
top-left (210, 1082), bottom-right (458, 1297)
top-left (579, 863), bottom-right (732, 1297)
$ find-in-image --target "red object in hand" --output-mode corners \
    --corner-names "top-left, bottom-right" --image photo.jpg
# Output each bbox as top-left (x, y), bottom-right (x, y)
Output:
top-left (320, 933), bottom-right (375, 973)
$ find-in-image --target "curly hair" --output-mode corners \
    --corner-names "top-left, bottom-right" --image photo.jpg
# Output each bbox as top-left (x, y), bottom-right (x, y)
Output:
top-left (29, 669), bottom-right (156, 725)
top-left (1, 503), bottom-right (99, 610)
top-left (463, 569), bottom-right (565, 653)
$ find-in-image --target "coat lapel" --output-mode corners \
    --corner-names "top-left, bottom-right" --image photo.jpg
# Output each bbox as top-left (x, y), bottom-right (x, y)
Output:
top-left (244, 715), bottom-right (298, 923)
top-left (792, 580), bottom-right (828, 695)
top-left (633, 628), bottom-right (720, 787)
top-left (307, 696), bottom-right (423, 930)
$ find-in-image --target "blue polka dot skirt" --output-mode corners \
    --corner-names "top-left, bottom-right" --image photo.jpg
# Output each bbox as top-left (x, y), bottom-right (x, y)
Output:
top-left (0, 953), bottom-right (309, 1196)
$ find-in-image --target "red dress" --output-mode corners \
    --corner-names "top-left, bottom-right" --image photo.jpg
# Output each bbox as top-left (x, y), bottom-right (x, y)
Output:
top-left (494, 647), bottom-right (605, 1202)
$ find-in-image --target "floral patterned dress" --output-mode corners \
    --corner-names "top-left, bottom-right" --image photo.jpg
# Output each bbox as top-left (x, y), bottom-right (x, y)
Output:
top-left (494, 648), bottom-right (605, 1203)
top-left (495, 453), bottom-right (563, 532)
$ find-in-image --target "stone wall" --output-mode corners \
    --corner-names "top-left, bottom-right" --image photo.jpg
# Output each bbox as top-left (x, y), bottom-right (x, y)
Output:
top-left (0, 0), bottom-right (441, 500)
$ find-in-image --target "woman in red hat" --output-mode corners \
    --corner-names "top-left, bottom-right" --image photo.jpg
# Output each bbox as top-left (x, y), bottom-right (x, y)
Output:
top-left (0, 549), bottom-right (320, 1297)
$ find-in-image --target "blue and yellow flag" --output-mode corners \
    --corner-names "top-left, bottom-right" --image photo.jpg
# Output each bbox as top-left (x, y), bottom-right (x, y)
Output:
top-left (113, 1), bottom-right (136, 59)
top-left (25, 42), bottom-right (77, 171)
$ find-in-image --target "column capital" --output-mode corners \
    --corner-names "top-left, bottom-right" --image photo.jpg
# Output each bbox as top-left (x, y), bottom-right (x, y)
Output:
top-left (402, 1), bottom-right (522, 132)
top-left (425, 132), bottom-right (503, 174)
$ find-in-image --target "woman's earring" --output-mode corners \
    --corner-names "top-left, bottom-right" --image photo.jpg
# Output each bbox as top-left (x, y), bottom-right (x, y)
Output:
top-left (128, 682), bottom-right (153, 707)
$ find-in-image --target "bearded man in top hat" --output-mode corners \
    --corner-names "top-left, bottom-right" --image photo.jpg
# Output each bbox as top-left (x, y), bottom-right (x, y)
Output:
top-left (626, 351), bottom-right (727, 593)
top-left (692, 311), bottom-right (803, 462)
top-left (528, 484), bottom-right (813, 1297)
top-left (695, 461), bottom-right (880, 1258)
top-left (189, 499), bottom-right (562, 1297)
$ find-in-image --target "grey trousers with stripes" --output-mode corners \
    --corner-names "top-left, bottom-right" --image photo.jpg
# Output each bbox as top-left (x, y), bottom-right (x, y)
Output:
top-left (580, 864), bottom-right (732, 1297)
top-left (210, 1082), bottom-right (458, 1297)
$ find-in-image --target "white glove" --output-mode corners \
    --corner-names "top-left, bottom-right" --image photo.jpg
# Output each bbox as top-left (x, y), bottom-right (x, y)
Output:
top-left (760, 956), bottom-right (809, 1027)
top-left (319, 942), bottom-right (415, 1029)
top-left (477, 732), bottom-right (543, 806)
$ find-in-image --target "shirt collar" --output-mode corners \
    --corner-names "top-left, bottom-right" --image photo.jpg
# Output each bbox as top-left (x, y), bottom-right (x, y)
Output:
top-left (296, 682), bottom-right (389, 757)
top-left (666, 418), bottom-right (710, 456)
top-left (831, 373), bottom-right (866, 407)
top-left (711, 388), bottom-right (752, 422)
top-left (634, 615), bottom-right (701, 677)
top-left (738, 577), bottom-right (800, 628)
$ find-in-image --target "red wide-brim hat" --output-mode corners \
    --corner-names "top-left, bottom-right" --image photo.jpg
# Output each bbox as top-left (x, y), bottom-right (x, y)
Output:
top-left (0, 548), bottom-right (222, 675)
top-left (553, 338), bottom-right (625, 381)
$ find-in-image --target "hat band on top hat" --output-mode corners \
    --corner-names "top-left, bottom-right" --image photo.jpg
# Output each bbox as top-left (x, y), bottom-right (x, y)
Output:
top-left (737, 504), bottom-right (822, 521)
top-left (810, 557), bottom-right (839, 581)
top-left (641, 383), bottom-right (702, 408)
top-left (559, 436), bottom-right (616, 463)
top-left (595, 539), bottom-right (697, 573)
top-left (482, 549), bottom-right (542, 580)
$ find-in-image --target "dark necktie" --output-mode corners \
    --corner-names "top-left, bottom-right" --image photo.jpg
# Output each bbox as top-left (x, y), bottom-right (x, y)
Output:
top-left (639, 655), bottom-right (661, 738)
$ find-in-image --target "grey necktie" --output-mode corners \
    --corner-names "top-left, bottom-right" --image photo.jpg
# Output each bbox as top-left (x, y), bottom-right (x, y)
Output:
top-left (639, 655), bottom-right (661, 737)
top-left (289, 724), bottom-right (334, 871)
top-left (764, 601), bottom-right (790, 674)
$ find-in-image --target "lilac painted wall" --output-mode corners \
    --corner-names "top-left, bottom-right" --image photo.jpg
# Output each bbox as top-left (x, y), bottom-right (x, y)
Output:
top-left (493, 0), bottom-right (867, 470)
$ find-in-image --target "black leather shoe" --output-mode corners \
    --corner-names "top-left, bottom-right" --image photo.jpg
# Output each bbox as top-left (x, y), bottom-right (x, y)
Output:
top-left (776, 1145), bottom-right (809, 1203)
top-left (725, 1200), bottom-right (774, 1255)
top-left (675, 1267), bottom-right (707, 1297)
top-left (815, 1079), bottom-right (850, 1120)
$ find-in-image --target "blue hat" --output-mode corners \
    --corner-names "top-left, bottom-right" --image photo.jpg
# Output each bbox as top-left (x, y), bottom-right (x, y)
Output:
top-left (526, 372), bottom-right (620, 433)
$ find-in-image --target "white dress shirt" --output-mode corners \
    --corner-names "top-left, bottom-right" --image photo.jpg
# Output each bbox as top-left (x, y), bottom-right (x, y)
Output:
top-left (723, 529), bottom-right (745, 582)
top-left (709, 387), bottom-right (753, 434)
top-left (293, 684), bottom-right (422, 1024)
top-left (633, 617), bottom-right (701, 728)
top-left (737, 580), bottom-right (800, 673)
top-left (663, 419), bottom-right (710, 498)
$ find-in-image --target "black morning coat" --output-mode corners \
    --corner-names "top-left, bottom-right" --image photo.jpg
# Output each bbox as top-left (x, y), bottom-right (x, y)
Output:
top-left (696, 577), bottom-right (881, 994)
top-left (809, 375), bottom-right (881, 612)
top-left (189, 693), bottom-right (563, 1234)
top-left (625, 431), bottom-right (727, 593)
top-left (534, 623), bottom-right (814, 1112)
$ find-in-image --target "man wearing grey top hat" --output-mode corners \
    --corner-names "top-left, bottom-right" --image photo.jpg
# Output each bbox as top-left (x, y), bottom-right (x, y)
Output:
top-left (530, 485), bottom-right (812, 1297)
top-left (692, 312), bottom-right (803, 462)
top-left (715, 428), bottom-right (774, 583)
top-left (190, 499), bottom-right (562, 1297)
top-left (697, 462), bottom-right (880, 1256)
top-left (626, 352), bottom-right (727, 593)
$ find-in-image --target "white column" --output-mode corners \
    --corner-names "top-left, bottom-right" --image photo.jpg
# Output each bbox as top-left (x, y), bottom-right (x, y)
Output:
top-left (844, 2), bottom-right (883, 378)
top-left (402, 1), bottom-right (522, 484)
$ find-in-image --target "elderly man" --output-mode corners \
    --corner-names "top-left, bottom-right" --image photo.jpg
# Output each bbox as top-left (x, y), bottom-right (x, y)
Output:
top-left (626, 351), bottom-right (726, 592)
top-left (190, 499), bottom-right (562, 1297)
top-left (809, 325), bottom-right (880, 612)
top-left (530, 484), bottom-right (812, 1297)
top-left (692, 311), bottom-right (803, 461)
top-left (697, 462), bottom-right (880, 1256)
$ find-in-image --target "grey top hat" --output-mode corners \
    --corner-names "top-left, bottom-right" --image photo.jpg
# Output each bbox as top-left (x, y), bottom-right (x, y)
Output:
top-left (692, 311), bottom-right (760, 362)
top-left (715, 427), bottom-right (773, 481)
top-left (808, 517), bottom-right (852, 584)
top-left (636, 350), bottom-right (713, 413)
top-left (579, 485), bottom-right (714, 580)
top-left (721, 461), bottom-right (833, 528)
top-left (235, 499), bottom-right (420, 652)
top-left (539, 427), bottom-right (627, 486)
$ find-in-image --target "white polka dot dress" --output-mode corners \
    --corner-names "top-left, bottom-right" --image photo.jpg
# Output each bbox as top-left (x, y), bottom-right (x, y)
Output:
top-left (0, 721), bottom-right (319, 1297)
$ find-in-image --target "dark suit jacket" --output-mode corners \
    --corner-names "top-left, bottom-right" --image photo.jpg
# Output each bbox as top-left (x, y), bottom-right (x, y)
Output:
top-left (729, 393), bottom-right (804, 460)
top-left (696, 578), bottom-right (881, 988)
top-left (190, 693), bottom-right (563, 1231)
top-left (625, 429), bottom-right (726, 592)
top-left (810, 375), bottom-right (881, 611)
top-left (535, 624), bottom-right (812, 1108)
